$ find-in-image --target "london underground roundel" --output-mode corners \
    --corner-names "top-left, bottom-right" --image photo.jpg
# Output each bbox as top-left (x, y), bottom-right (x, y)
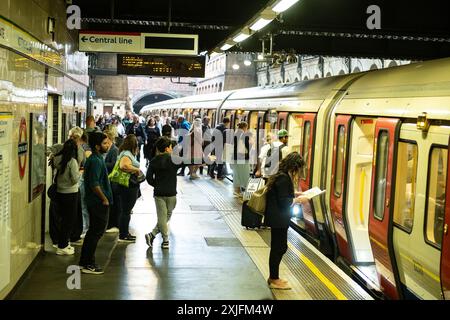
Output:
top-left (18, 117), bottom-right (28, 179)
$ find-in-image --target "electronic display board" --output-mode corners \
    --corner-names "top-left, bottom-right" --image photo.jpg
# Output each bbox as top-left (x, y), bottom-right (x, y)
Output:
top-left (117, 54), bottom-right (205, 77)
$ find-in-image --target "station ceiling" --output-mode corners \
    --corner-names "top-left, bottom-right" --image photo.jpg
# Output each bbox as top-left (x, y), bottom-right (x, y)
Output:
top-left (74, 0), bottom-right (450, 60)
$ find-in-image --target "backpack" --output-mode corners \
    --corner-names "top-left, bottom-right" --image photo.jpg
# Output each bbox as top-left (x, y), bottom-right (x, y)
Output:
top-left (264, 143), bottom-right (286, 175)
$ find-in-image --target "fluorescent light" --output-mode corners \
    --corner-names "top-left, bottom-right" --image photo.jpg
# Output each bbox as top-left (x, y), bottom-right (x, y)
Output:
top-left (220, 43), bottom-right (234, 51)
top-left (232, 64), bottom-right (240, 70)
top-left (244, 60), bottom-right (252, 66)
top-left (250, 18), bottom-right (273, 31)
top-left (272, 0), bottom-right (300, 13)
top-left (233, 33), bottom-right (251, 43)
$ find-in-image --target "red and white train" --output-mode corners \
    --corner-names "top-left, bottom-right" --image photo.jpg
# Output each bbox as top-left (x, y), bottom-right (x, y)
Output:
top-left (141, 57), bottom-right (450, 300)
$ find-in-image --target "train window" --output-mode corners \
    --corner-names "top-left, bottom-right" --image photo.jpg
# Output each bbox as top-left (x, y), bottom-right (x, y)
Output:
top-left (334, 125), bottom-right (345, 197)
top-left (301, 121), bottom-right (311, 181)
top-left (425, 147), bottom-right (448, 248)
top-left (288, 114), bottom-right (302, 154)
top-left (393, 142), bottom-right (418, 233)
top-left (373, 131), bottom-right (389, 221)
top-left (279, 119), bottom-right (286, 130)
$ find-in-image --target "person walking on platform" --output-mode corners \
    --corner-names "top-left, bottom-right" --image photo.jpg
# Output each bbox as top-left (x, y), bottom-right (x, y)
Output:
top-left (53, 139), bottom-right (82, 255)
top-left (116, 135), bottom-right (142, 242)
top-left (210, 117), bottom-right (230, 179)
top-left (145, 137), bottom-right (179, 250)
top-left (125, 115), bottom-right (146, 162)
top-left (144, 117), bottom-right (161, 167)
top-left (264, 152), bottom-right (309, 290)
top-left (79, 132), bottom-right (113, 275)
top-left (176, 115), bottom-right (191, 176)
top-left (230, 121), bottom-right (253, 197)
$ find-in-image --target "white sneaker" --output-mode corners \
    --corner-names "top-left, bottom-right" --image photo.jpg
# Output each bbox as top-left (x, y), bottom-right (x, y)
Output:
top-left (105, 227), bottom-right (119, 233)
top-left (52, 244), bottom-right (58, 249)
top-left (56, 245), bottom-right (75, 256)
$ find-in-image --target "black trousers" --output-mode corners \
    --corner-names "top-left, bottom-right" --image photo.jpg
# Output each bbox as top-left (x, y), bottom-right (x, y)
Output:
top-left (269, 227), bottom-right (288, 279)
top-left (79, 203), bottom-right (109, 267)
top-left (56, 192), bottom-right (79, 249)
top-left (49, 193), bottom-right (82, 245)
top-left (117, 185), bottom-right (139, 238)
top-left (107, 183), bottom-right (121, 229)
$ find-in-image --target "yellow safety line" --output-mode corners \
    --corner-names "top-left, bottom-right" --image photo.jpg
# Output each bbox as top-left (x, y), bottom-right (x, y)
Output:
top-left (359, 168), bottom-right (366, 225)
top-left (287, 242), bottom-right (348, 300)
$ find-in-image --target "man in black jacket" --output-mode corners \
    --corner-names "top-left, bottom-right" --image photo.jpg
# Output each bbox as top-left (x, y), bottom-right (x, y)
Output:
top-left (145, 137), bottom-right (179, 250)
top-left (210, 117), bottom-right (230, 179)
top-left (125, 115), bottom-right (146, 162)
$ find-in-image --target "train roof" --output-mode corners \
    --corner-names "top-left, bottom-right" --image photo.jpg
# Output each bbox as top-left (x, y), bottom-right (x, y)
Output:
top-left (337, 57), bottom-right (450, 120)
top-left (221, 75), bottom-right (353, 112)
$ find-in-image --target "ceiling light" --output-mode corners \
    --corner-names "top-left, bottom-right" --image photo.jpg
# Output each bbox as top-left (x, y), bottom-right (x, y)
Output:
top-left (257, 54), bottom-right (264, 60)
top-left (250, 17), bottom-right (273, 31)
top-left (233, 33), bottom-right (251, 43)
top-left (244, 60), bottom-right (252, 66)
top-left (220, 43), bottom-right (234, 51)
top-left (232, 64), bottom-right (240, 70)
top-left (272, 0), bottom-right (300, 13)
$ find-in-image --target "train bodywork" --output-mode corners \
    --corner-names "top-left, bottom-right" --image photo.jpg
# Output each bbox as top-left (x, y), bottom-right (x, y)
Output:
top-left (140, 57), bottom-right (450, 300)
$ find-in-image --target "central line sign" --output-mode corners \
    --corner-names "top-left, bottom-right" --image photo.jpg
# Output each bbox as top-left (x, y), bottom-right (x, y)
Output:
top-left (79, 31), bottom-right (198, 55)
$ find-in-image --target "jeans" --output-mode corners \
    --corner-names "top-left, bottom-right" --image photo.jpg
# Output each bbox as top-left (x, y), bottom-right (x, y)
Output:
top-left (79, 203), bottom-right (109, 267)
top-left (152, 196), bottom-right (177, 242)
top-left (79, 177), bottom-right (89, 233)
top-left (118, 185), bottom-right (139, 238)
top-left (269, 227), bottom-right (288, 279)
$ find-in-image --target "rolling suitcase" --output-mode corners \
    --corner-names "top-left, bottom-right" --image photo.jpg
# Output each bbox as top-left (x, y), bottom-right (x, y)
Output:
top-left (241, 200), bottom-right (263, 229)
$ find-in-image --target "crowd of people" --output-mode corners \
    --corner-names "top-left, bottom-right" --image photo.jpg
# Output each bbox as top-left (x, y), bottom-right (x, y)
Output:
top-left (48, 109), bottom-right (309, 291)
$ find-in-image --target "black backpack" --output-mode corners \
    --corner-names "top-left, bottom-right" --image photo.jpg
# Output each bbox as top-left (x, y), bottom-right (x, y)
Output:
top-left (264, 143), bottom-right (286, 170)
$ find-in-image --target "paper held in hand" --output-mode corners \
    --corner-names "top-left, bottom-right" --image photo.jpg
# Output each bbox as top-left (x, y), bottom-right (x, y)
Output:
top-left (301, 187), bottom-right (326, 200)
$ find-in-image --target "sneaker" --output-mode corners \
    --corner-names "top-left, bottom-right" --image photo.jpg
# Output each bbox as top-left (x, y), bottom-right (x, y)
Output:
top-left (52, 244), bottom-right (58, 249)
top-left (56, 245), bottom-right (75, 256)
top-left (177, 172), bottom-right (185, 176)
top-left (145, 233), bottom-right (155, 247)
top-left (118, 235), bottom-right (136, 243)
top-left (161, 241), bottom-right (169, 249)
top-left (105, 227), bottom-right (119, 233)
top-left (81, 264), bottom-right (104, 275)
top-left (70, 239), bottom-right (83, 246)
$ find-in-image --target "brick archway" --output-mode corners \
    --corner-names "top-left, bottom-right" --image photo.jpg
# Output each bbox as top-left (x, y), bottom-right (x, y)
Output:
top-left (132, 92), bottom-right (179, 114)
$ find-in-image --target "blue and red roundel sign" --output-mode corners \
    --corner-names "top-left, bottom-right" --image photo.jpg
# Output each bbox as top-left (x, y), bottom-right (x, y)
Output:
top-left (18, 117), bottom-right (28, 179)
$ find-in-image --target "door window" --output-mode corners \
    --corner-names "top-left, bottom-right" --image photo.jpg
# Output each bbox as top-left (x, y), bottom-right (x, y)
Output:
top-left (334, 125), bottom-right (346, 197)
top-left (373, 131), bottom-right (389, 221)
top-left (425, 147), bottom-right (448, 248)
top-left (301, 121), bottom-right (311, 180)
top-left (393, 142), bottom-right (418, 232)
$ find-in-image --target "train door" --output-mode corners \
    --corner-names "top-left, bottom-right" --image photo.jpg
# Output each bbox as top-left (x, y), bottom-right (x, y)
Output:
top-left (297, 113), bottom-right (318, 235)
top-left (441, 137), bottom-right (450, 299)
top-left (368, 118), bottom-right (402, 299)
top-left (330, 115), bottom-right (353, 263)
top-left (344, 117), bottom-right (377, 286)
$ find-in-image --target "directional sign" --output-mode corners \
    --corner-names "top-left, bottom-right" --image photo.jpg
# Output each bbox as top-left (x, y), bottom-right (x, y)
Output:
top-left (79, 31), bottom-right (141, 53)
top-left (79, 31), bottom-right (198, 55)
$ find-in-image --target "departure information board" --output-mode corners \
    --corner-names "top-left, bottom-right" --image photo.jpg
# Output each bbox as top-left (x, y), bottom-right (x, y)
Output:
top-left (117, 54), bottom-right (205, 77)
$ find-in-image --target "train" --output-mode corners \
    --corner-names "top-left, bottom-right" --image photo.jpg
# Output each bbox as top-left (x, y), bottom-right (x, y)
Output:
top-left (140, 57), bottom-right (450, 300)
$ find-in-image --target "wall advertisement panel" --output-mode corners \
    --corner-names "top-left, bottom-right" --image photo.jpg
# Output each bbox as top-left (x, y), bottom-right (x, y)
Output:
top-left (0, 112), bottom-right (13, 292)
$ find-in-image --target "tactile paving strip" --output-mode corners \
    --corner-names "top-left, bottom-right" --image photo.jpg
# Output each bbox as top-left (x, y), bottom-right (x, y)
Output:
top-left (195, 178), bottom-right (372, 300)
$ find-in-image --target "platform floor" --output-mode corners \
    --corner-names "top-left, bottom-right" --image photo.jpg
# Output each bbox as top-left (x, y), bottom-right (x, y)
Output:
top-left (9, 171), bottom-right (372, 300)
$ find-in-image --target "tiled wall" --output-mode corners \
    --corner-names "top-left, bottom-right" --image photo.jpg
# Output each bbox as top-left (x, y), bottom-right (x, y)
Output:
top-left (0, 0), bottom-right (88, 299)
top-left (0, 47), bottom-right (47, 299)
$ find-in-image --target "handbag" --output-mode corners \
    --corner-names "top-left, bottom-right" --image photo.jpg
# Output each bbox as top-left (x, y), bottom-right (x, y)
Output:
top-left (129, 171), bottom-right (146, 187)
top-left (247, 185), bottom-right (268, 216)
top-left (47, 170), bottom-right (58, 200)
top-left (108, 158), bottom-right (131, 187)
